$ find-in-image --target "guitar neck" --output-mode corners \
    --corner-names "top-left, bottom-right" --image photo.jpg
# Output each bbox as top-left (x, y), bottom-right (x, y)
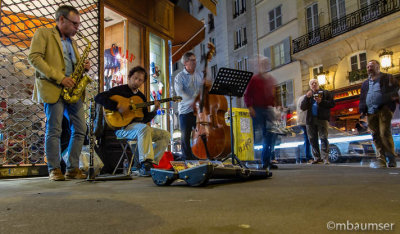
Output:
top-left (135, 97), bottom-right (175, 108)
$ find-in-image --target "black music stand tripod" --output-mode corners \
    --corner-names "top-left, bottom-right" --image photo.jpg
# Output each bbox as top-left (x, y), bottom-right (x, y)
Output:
top-left (209, 68), bottom-right (253, 167)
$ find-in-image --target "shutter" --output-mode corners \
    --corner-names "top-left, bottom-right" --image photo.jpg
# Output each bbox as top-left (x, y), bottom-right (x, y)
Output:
top-left (286, 80), bottom-right (294, 107)
top-left (283, 37), bottom-right (291, 64)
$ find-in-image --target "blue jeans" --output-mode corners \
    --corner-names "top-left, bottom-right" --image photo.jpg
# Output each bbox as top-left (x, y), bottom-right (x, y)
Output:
top-left (298, 125), bottom-right (312, 162)
top-left (179, 112), bottom-right (197, 160)
top-left (115, 122), bottom-right (170, 164)
top-left (252, 107), bottom-right (276, 168)
top-left (44, 98), bottom-right (86, 172)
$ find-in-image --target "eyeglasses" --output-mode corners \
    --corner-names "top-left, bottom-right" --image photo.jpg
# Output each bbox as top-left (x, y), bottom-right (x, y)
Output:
top-left (64, 17), bottom-right (80, 27)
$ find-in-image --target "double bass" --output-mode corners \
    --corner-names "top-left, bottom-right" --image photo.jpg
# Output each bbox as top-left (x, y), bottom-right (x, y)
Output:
top-left (191, 43), bottom-right (231, 159)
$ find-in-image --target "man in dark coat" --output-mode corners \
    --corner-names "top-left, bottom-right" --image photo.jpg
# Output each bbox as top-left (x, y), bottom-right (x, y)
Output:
top-left (301, 79), bottom-right (335, 164)
top-left (359, 60), bottom-right (398, 168)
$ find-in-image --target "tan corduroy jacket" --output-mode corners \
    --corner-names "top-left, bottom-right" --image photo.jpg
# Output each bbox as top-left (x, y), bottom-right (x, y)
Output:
top-left (28, 27), bottom-right (80, 104)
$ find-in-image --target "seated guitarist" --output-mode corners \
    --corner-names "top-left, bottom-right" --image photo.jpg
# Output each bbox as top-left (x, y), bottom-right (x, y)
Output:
top-left (95, 66), bottom-right (170, 176)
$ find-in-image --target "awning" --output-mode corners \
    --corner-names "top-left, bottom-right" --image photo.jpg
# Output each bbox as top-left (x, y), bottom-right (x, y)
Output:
top-left (172, 6), bottom-right (205, 64)
top-left (199, 0), bottom-right (218, 16)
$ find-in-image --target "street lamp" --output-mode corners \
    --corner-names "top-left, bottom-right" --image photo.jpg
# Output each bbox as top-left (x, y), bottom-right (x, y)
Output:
top-left (317, 71), bottom-right (329, 85)
top-left (379, 49), bottom-right (393, 71)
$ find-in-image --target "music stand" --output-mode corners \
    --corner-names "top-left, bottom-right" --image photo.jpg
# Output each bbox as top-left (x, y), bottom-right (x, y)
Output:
top-left (209, 68), bottom-right (253, 167)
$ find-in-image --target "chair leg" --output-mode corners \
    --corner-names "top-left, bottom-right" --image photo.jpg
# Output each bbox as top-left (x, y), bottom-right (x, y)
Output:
top-left (112, 141), bottom-right (130, 175)
top-left (126, 143), bottom-right (138, 176)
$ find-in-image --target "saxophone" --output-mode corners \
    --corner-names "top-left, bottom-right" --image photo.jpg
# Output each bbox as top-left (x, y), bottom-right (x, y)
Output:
top-left (61, 32), bottom-right (92, 104)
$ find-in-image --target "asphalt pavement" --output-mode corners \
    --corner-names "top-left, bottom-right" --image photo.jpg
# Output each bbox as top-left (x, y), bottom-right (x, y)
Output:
top-left (0, 163), bottom-right (399, 234)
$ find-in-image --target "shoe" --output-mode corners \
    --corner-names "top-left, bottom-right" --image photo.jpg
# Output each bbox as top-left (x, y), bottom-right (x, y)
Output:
top-left (49, 168), bottom-right (65, 181)
top-left (369, 159), bottom-right (387, 169)
top-left (386, 155), bottom-right (397, 168)
top-left (270, 164), bottom-right (278, 169)
top-left (324, 160), bottom-right (330, 165)
top-left (311, 158), bottom-right (323, 164)
top-left (139, 160), bottom-right (154, 177)
top-left (65, 168), bottom-right (87, 179)
top-left (306, 159), bottom-right (314, 164)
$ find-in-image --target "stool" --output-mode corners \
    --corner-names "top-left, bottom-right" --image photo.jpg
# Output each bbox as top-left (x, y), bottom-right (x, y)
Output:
top-left (112, 139), bottom-right (139, 176)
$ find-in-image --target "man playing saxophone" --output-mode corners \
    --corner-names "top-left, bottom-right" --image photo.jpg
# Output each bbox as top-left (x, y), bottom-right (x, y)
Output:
top-left (28, 5), bottom-right (90, 181)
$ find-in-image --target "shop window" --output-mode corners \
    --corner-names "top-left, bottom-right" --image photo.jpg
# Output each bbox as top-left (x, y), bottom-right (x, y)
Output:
top-left (269, 5), bottom-right (282, 31)
top-left (149, 33), bottom-right (167, 130)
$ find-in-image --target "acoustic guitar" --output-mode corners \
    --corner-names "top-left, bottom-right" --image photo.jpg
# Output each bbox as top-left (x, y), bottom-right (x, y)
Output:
top-left (104, 95), bottom-right (182, 128)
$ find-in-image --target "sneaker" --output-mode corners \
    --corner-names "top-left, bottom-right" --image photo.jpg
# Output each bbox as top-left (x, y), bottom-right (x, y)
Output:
top-left (324, 160), bottom-right (330, 165)
top-left (369, 159), bottom-right (387, 169)
top-left (65, 168), bottom-right (87, 179)
top-left (386, 156), bottom-right (397, 167)
top-left (311, 158), bottom-right (323, 164)
top-left (306, 159), bottom-right (314, 164)
top-left (270, 164), bottom-right (278, 169)
top-left (139, 160), bottom-right (154, 177)
top-left (49, 168), bottom-right (65, 181)
top-left (387, 158), bottom-right (397, 168)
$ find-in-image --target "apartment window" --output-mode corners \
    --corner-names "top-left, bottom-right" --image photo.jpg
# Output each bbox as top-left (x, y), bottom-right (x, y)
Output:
top-left (269, 5), bottom-right (282, 31)
top-left (208, 14), bottom-right (215, 32)
top-left (235, 28), bottom-right (241, 49)
top-left (350, 52), bottom-right (367, 71)
top-left (234, 0), bottom-right (246, 18)
top-left (272, 37), bottom-right (291, 68)
top-left (200, 43), bottom-right (206, 62)
top-left (237, 59), bottom-right (243, 70)
top-left (360, 0), bottom-right (379, 21)
top-left (244, 57), bottom-right (248, 71)
top-left (234, 0), bottom-right (240, 18)
top-left (209, 37), bottom-right (216, 54)
top-left (276, 80), bottom-right (294, 108)
top-left (241, 0), bottom-right (246, 13)
top-left (211, 64), bottom-right (218, 79)
top-left (199, 3), bottom-right (204, 11)
top-left (360, 0), bottom-right (379, 8)
top-left (330, 0), bottom-right (346, 21)
top-left (173, 62), bottom-right (179, 72)
top-left (306, 3), bottom-right (319, 32)
top-left (242, 27), bottom-right (247, 45)
top-left (312, 65), bottom-right (324, 77)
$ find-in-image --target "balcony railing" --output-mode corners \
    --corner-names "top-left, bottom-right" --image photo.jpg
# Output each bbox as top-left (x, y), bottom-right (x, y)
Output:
top-left (292, 0), bottom-right (400, 54)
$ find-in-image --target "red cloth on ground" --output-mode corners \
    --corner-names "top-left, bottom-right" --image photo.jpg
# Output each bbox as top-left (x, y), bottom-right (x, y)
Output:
top-left (153, 151), bottom-right (174, 170)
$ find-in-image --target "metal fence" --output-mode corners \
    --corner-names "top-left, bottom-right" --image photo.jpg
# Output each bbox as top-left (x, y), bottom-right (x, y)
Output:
top-left (0, 0), bottom-right (99, 166)
top-left (293, 0), bottom-right (400, 54)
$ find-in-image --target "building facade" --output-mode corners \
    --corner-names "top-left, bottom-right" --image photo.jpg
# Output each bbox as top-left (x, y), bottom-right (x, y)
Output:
top-left (292, 0), bottom-right (400, 131)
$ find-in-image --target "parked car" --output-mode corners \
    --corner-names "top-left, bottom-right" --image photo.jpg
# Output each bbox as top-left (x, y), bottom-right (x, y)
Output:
top-left (272, 125), bottom-right (376, 163)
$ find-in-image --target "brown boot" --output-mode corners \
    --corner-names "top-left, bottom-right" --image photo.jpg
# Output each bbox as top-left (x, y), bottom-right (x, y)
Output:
top-left (65, 168), bottom-right (87, 179)
top-left (49, 168), bottom-right (65, 181)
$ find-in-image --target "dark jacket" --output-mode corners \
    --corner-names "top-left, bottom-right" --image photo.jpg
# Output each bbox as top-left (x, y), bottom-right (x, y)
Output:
top-left (359, 72), bottom-right (399, 114)
top-left (300, 88), bottom-right (335, 125)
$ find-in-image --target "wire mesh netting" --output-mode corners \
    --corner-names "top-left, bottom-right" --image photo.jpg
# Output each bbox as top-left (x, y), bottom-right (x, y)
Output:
top-left (0, 0), bottom-right (99, 165)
